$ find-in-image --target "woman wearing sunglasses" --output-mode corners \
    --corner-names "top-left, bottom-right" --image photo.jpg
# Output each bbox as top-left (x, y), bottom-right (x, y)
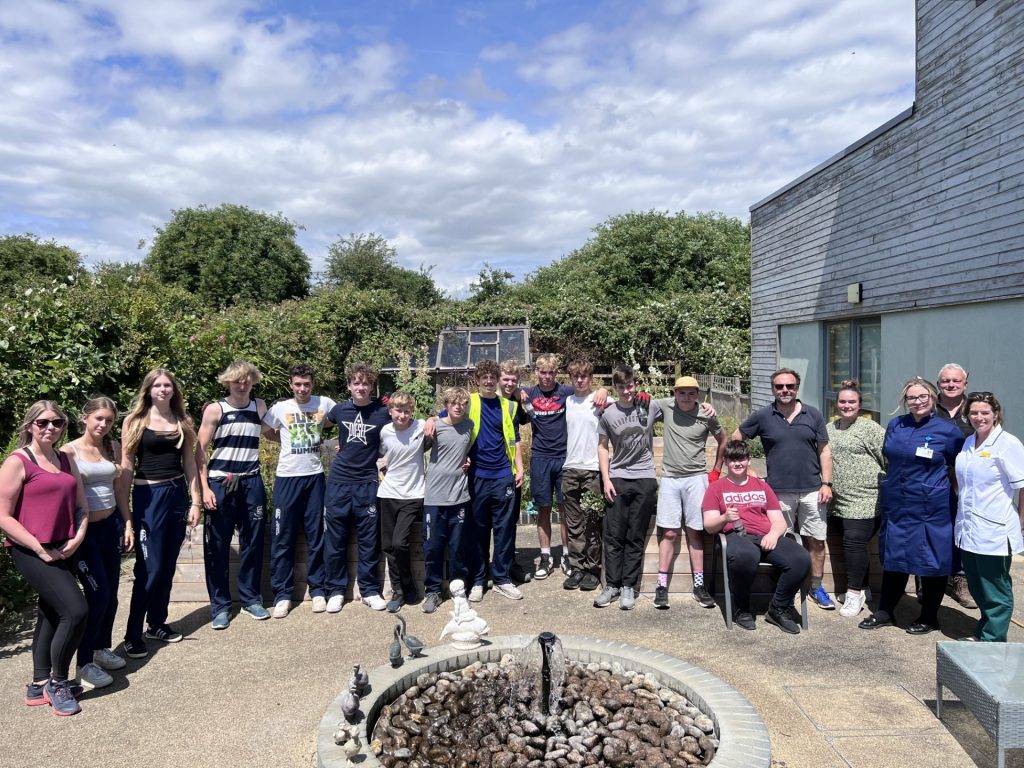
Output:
top-left (60, 396), bottom-right (133, 689)
top-left (954, 392), bottom-right (1024, 641)
top-left (120, 369), bottom-right (201, 659)
top-left (0, 401), bottom-right (91, 716)
top-left (859, 377), bottom-right (965, 635)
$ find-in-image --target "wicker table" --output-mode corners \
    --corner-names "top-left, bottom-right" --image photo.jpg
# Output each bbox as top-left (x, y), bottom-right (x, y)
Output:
top-left (936, 641), bottom-right (1024, 768)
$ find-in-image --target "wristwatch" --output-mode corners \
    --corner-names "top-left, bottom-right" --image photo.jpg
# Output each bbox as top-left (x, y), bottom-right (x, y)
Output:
top-left (822, 482), bottom-right (833, 488)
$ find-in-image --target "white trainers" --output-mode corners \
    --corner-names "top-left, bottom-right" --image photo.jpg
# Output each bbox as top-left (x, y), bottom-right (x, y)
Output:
top-left (326, 595), bottom-right (344, 614)
top-left (468, 585), bottom-right (484, 603)
top-left (78, 662), bottom-right (113, 690)
top-left (93, 648), bottom-right (126, 670)
top-left (272, 599), bottom-right (291, 619)
top-left (311, 596), bottom-right (327, 613)
top-left (493, 583), bottom-right (524, 600)
top-left (839, 590), bottom-right (867, 618)
top-left (362, 594), bottom-right (387, 611)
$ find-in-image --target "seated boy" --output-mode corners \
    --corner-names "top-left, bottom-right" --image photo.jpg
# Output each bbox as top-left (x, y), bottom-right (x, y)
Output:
top-left (421, 387), bottom-right (474, 613)
top-left (377, 391), bottom-right (425, 613)
top-left (702, 440), bottom-right (810, 634)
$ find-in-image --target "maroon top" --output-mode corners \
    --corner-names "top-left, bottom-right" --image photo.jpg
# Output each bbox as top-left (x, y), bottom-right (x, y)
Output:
top-left (4, 451), bottom-right (77, 547)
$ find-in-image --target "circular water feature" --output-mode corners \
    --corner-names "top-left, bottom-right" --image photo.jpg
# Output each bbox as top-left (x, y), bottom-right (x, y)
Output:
top-left (317, 635), bottom-right (770, 768)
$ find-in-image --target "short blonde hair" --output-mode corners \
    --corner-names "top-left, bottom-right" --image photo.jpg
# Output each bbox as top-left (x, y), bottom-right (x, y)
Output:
top-left (388, 391), bottom-right (416, 411)
top-left (218, 359), bottom-right (264, 386)
top-left (567, 359), bottom-right (593, 377)
top-left (499, 359), bottom-right (522, 376)
top-left (442, 386), bottom-right (470, 406)
top-left (534, 353), bottom-right (559, 372)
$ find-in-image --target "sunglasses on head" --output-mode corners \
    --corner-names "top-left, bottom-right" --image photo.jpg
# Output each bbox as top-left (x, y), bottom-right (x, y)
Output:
top-left (773, 383), bottom-right (798, 391)
top-left (33, 418), bottom-right (66, 429)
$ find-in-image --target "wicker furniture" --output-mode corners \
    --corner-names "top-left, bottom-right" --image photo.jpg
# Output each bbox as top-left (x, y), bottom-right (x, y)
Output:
top-left (936, 641), bottom-right (1024, 768)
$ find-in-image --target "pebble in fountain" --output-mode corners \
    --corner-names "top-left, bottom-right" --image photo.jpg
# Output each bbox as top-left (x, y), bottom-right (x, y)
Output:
top-left (372, 635), bottom-right (719, 767)
top-left (438, 579), bottom-right (490, 650)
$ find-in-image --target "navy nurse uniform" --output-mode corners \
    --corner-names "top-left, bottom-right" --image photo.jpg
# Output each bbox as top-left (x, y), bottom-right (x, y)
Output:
top-left (879, 412), bottom-right (965, 575)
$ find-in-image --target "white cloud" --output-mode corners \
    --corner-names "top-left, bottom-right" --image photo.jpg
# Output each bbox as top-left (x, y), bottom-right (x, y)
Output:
top-left (0, 0), bottom-right (918, 293)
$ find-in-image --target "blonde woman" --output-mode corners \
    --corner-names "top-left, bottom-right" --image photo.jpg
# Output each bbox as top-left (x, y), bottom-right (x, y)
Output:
top-left (61, 396), bottom-right (132, 689)
top-left (120, 369), bottom-right (201, 658)
top-left (0, 401), bottom-right (90, 715)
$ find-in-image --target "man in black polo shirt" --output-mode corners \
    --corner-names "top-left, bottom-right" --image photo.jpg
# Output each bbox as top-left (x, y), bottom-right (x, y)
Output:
top-left (732, 368), bottom-right (835, 610)
top-left (934, 362), bottom-right (977, 610)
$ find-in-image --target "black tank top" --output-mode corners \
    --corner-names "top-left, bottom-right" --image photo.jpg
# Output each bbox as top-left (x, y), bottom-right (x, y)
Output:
top-left (135, 428), bottom-right (183, 481)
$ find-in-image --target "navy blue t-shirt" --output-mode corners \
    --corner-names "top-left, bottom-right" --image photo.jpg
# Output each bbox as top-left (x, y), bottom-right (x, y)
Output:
top-left (526, 383), bottom-right (575, 459)
top-left (738, 400), bottom-right (828, 492)
top-left (471, 396), bottom-right (520, 479)
top-left (327, 400), bottom-right (391, 484)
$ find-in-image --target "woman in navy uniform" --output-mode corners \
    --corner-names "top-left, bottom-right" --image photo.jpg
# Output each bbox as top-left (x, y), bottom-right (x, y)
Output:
top-left (859, 377), bottom-right (965, 635)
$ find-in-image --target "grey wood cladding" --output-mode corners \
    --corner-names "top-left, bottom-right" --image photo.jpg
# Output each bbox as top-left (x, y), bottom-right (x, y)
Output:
top-left (748, 0), bottom-right (1024, 408)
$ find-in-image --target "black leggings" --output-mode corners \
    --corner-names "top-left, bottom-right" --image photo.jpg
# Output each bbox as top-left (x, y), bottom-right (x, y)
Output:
top-left (838, 517), bottom-right (880, 591)
top-left (9, 545), bottom-right (89, 681)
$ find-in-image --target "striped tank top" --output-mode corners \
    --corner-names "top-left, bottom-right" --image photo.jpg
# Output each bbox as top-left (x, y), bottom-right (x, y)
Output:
top-left (208, 399), bottom-right (262, 478)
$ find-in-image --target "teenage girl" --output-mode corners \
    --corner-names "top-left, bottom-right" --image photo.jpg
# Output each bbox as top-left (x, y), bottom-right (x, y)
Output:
top-left (120, 369), bottom-right (201, 658)
top-left (61, 396), bottom-right (133, 688)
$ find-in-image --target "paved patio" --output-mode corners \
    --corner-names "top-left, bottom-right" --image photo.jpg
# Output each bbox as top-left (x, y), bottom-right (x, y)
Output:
top-left (2, 534), bottom-right (1022, 768)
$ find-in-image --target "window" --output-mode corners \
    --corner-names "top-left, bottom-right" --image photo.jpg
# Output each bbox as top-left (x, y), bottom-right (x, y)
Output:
top-left (824, 318), bottom-right (881, 421)
top-left (436, 327), bottom-right (530, 370)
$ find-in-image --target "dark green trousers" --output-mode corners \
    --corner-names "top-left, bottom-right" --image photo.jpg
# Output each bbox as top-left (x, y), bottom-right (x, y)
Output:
top-left (961, 549), bottom-right (1014, 642)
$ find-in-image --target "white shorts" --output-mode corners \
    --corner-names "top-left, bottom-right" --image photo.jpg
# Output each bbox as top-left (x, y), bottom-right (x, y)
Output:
top-left (777, 490), bottom-right (828, 541)
top-left (656, 474), bottom-right (709, 530)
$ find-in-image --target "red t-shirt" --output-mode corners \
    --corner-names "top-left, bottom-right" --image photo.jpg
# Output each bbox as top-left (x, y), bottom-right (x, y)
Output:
top-left (701, 476), bottom-right (780, 537)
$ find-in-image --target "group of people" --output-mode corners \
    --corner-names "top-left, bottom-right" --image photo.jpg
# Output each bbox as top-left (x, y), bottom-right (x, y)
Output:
top-left (2, 354), bottom-right (1021, 717)
top-left (726, 364), bottom-right (1023, 640)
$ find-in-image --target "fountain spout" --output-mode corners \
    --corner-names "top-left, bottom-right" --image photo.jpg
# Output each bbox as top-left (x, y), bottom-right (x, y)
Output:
top-left (538, 632), bottom-right (559, 716)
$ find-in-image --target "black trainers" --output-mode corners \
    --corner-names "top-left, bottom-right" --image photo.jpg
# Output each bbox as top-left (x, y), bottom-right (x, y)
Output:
top-left (421, 592), bottom-right (442, 614)
top-left (534, 555), bottom-right (552, 580)
top-left (145, 624), bottom-right (183, 643)
top-left (560, 557), bottom-right (572, 577)
top-left (124, 639), bottom-right (148, 658)
top-left (765, 604), bottom-right (801, 634)
top-left (693, 585), bottom-right (716, 608)
top-left (563, 571), bottom-right (585, 590)
top-left (386, 593), bottom-right (405, 613)
top-left (654, 585), bottom-right (669, 609)
top-left (579, 572), bottom-right (601, 591)
top-left (510, 561), bottom-right (532, 584)
top-left (733, 611), bottom-right (756, 630)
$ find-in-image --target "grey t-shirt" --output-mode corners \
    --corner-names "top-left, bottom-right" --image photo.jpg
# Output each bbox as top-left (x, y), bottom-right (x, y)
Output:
top-left (424, 419), bottom-right (473, 506)
top-left (650, 398), bottom-right (722, 477)
top-left (598, 402), bottom-right (656, 479)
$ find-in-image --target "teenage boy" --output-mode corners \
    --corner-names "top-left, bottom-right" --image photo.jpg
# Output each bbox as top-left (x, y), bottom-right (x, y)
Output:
top-left (198, 359), bottom-right (276, 629)
top-left (263, 364), bottom-right (336, 618)
top-left (595, 365), bottom-right (657, 611)
top-left (648, 376), bottom-right (726, 610)
top-left (377, 391), bottom-right (425, 613)
top-left (421, 387), bottom-right (474, 614)
top-left (702, 440), bottom-right (810, 634)
top-left (561, 359), bottom-right (604, 592)
top-left (323, 363), bottom-right (391, 612)
top-left (466, 359), bottom-right (524, 601)
top-left (499, 359), bottom-right (533, 584)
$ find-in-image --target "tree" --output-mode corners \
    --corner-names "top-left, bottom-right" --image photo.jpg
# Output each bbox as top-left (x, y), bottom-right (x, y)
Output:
top-left (0, 234), bottom-right (83, 294)
top-left (325, 232), bottom-right (442, 307)
top-left (145, 204), bottom-right (310, 307)
top-left (469, 263), bottom-right (514, 302)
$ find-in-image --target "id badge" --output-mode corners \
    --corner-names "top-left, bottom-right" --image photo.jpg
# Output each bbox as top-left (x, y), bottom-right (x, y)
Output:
top-left (915, 446), bottom-right (934, 459)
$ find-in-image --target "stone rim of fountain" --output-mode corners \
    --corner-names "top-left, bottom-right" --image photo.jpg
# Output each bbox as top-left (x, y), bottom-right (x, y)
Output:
top-left (317, 635), bottom-right (770, 768)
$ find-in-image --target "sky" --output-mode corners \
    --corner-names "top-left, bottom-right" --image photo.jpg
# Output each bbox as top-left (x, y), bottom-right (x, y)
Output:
top-left (0, 0), bottom-right (916, 294)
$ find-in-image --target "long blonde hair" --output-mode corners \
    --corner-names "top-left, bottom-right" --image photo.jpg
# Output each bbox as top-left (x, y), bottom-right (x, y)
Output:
top-left (122, 368), bottom-right (196, 455)
top-left (78, 395), bottom-right (119, 462)
top-left (16, 401), bottom-right (69, 448)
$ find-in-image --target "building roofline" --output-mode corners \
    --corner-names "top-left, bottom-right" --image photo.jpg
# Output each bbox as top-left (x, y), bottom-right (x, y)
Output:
top-left (749, 104), bottom-right (916, 212)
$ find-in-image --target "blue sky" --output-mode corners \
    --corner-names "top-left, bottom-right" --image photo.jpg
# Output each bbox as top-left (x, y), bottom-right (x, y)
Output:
top-left (0, 0), bottom-right (916, 293)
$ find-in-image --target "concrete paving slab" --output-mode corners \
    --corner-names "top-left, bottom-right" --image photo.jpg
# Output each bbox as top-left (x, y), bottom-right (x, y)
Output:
top-left (787, 683), bottom-right (940, 733)
top-left (830, 733), bottom-right (978, 768)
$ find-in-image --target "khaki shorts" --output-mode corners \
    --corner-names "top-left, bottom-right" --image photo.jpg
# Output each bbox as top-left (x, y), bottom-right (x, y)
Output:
top-left (777, 490), bottom-right (827, 541)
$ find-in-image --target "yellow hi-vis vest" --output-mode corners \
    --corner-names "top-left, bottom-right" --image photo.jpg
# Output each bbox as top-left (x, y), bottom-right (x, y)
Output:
top-left (468, 393), bottom-right (519, 468)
